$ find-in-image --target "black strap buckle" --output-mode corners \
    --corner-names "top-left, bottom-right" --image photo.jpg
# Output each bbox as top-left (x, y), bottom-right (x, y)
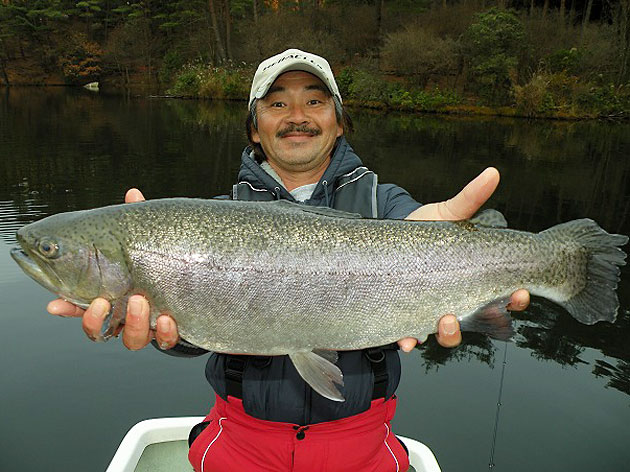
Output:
top-left (365, 347), bottom-right (388, 400)
top-left (225, 356), bottom-right (247, 398)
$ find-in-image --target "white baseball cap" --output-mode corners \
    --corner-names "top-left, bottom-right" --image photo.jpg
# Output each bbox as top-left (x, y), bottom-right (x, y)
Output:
top-left (248, 48), bottom-right (342, 108)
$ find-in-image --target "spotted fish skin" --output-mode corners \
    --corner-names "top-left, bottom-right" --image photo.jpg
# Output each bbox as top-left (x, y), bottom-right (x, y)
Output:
top-left (11, 198), bottom-right (628, 401)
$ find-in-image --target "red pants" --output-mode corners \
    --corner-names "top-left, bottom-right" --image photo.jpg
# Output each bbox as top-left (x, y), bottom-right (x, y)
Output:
top-left (188, 395), bottom-right (410, 472)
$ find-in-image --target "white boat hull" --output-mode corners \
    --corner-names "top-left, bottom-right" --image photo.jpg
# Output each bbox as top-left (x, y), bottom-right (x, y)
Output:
top-left (106, 417), bottom-right (441, 472)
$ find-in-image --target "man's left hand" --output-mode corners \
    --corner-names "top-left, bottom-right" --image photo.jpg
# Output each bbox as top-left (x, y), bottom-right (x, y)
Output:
top-left (397, 167), bottom-right (531, 351)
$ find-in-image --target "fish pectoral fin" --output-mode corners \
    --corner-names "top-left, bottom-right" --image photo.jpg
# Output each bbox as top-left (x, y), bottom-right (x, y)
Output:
top-left (312, 349), bottom-right (339, 364)
top-left (289, 351), bottom-right (345, 402)
top-left (100, 298), bottom-right (127, 341)
top-left (459, 296), bottom-right (514, 341)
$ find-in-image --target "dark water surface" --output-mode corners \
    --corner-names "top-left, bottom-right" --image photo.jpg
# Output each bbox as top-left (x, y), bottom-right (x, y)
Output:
top-left (1, 87), bottom-right (629, 471)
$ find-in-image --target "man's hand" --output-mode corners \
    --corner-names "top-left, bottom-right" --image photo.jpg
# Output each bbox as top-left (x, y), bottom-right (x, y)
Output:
top-left (397, 167), bottom-right (530, 352)
top-left (406, 167), bottom-right (501, 222)
top-left (46, 189), bottom-right (181, 351)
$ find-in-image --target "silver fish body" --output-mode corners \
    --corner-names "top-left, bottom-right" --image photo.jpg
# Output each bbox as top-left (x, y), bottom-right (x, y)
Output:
top-left (11, 198), bottom-right (628, 401)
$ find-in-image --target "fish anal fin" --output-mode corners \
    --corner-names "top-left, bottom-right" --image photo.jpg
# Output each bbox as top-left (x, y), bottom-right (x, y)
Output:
top-left (459, 297), bottom-right (514, 341)
top-left (289, 351), bottom-right (345, 402)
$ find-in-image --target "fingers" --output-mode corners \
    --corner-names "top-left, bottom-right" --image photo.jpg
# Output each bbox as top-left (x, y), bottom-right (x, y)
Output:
top-left (405, 167), bottom-right (500, 222)
top-left (125, 188), bottom-right (145, 203)
top-left (56, 291), bottom-right (174, 351)
top-left (48, 299), bottom-right (86, 318)
top-left (435, 314), bottom-right (462, 348)
top-left (82, 298), bottom-right (111, 341)
top-left (155, 315), bottom-right (180, 350)
top-left (397, 337), bottom-right (418, 352)
top-left (122, 295), bottom-right (152, 350)
top-left (398, 314), bottom-right (462, 351)
top-left (122, 296), bottom-right (179, 351)
top-left (507, 289), bottom-right (530, 311)
top-left (442, 167), bottom-right (500, 220)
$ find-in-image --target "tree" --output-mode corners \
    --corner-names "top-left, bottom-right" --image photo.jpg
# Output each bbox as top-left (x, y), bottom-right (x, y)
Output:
top-left (223, 0), bottom-right (232, 60)
top-left (75, 0), bottom-right (103, 38)
top-left (612, 0), bottom-right (630, 82)
top-left (581, 0), bottom-right (594, 42)
top-left (208, 0), bottom-right (226, 62)
top-left (464, 8), bottom-right (526, 105)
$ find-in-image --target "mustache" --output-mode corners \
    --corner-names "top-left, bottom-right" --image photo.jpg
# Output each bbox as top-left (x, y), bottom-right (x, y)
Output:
top-left (276, 125), bottom-right (322, 138)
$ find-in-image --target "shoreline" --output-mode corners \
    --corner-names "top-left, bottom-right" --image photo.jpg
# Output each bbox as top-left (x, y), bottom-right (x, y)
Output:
top-left (2, 83), bottom-right (627, 121)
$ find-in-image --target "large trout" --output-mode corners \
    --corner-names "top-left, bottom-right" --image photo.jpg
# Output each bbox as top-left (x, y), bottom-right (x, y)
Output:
top-left (10, 198), bottom-right (628, 401)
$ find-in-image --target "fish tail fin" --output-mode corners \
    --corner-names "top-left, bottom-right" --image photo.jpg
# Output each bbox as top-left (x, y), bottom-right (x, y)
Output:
top-left (542, 219), bottom-right (628, 324)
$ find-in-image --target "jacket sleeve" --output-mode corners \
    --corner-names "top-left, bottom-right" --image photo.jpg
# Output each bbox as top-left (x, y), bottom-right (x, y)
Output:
top-left (376, 183), bottom-right (421, 220)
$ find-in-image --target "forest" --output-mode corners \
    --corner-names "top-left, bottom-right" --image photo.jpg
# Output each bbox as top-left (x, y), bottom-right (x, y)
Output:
top-left (1, 0), bottom-right (629, 118)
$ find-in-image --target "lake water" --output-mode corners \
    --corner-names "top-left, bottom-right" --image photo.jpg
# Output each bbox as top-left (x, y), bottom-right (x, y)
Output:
top-left (1, 87), bottom-right (629, 471)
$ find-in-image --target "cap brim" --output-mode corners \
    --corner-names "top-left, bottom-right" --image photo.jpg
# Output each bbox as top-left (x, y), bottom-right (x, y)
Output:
top-left (253, 62), bottom-right (338, 102)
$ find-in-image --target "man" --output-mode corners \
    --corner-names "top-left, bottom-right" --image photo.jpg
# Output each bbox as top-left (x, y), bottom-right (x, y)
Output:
top-left (48, 49), bottom-right (529, 471)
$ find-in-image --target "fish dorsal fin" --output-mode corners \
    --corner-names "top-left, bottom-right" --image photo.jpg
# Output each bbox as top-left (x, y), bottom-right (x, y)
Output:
top-left (289, 351), bottom-right (345, 402)
top-left (458, 296), bottom-right (514, 341)
top-left (271, 200), bottom-right (363, 219)
top-left (469, 209), bottom-right (508, 228)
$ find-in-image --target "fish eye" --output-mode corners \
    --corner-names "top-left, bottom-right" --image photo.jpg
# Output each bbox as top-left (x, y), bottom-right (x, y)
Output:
top-left (38, 239), bottom-right (60, 259)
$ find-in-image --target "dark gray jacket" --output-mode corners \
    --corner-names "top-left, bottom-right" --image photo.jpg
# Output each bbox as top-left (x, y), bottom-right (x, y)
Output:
top-left (232, 136), bottom-right (419, 220)
top-left (168, 137), bottom-right (421, 425)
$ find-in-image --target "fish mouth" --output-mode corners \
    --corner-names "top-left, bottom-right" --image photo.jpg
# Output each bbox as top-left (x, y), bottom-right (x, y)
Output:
top-left (11, 247), bottom-right (62, 294)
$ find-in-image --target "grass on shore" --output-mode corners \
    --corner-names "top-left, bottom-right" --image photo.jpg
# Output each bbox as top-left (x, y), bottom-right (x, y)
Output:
top-left (166, 63), bottom-right (630, 121)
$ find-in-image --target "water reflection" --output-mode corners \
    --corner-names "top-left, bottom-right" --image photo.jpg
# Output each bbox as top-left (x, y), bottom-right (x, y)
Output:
top-left (0, 88), bottom-right (244, 231)
top-left (1, 88), bottom-right (629, 398)
top-left (418, 295), bottom-right (630, 398)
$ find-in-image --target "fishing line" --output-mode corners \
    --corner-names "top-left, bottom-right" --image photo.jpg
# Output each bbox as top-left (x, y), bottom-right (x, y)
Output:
top-left (488, 340), bottom-right (508, 470)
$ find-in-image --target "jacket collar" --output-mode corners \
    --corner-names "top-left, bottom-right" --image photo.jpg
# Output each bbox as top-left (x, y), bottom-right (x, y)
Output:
top-left (237, 136), bottom-right (365, 201)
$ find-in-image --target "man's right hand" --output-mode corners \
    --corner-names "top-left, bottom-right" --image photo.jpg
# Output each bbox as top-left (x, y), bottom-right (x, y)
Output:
top-left (46, 189), bottom-right (181, 351)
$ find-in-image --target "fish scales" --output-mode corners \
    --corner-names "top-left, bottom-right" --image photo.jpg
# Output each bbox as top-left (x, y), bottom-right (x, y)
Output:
top-left (12, 198), bottom-right (627, 401)
top-left (114, 200), bottom-right (572, 351)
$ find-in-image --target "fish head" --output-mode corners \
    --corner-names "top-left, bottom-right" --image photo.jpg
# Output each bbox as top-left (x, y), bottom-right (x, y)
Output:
top-left (11, 211), bottom-right (133, 308)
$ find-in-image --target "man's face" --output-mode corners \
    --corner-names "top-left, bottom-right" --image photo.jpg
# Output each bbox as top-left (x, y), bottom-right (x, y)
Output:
top-left (252, 71), bottom-right (343, 174)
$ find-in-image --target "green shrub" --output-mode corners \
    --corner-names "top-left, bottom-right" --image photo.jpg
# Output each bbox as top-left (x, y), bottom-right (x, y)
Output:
top-left (336, 67), bottom-right (356, 100)
top-left (520, 12), bottom-right (578, 74)
top-left (412, 88), bottom-right (462, 110)
top-left (218, 67), bottom-right (249, 99)
top-left (341, 68), bottom-right (393, 104)
top-left (168, 65), bottom-right (202, 96)
top-left (159, 49), bottom-right (187, 85)
top-left (197, 73), bottom-right (222, 99)
top-left (336, 66), bottom-right (461, 111)
top-left (576, 83), bottom-right (630, 115)
top-left (515, 69), bottom-right (630, 117)
top-left (168, 63), bottom-right (251, 100)
top-left (464, 8), bottom-right (526, 105)
top-left (381, 24), bottom-right (460, 87)
top-left (388, 89), bottom-right (415, 109)
top-left (544, 48), bottom-right (584, 75)
top-left (514, 73), bottom-right (556, 116)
